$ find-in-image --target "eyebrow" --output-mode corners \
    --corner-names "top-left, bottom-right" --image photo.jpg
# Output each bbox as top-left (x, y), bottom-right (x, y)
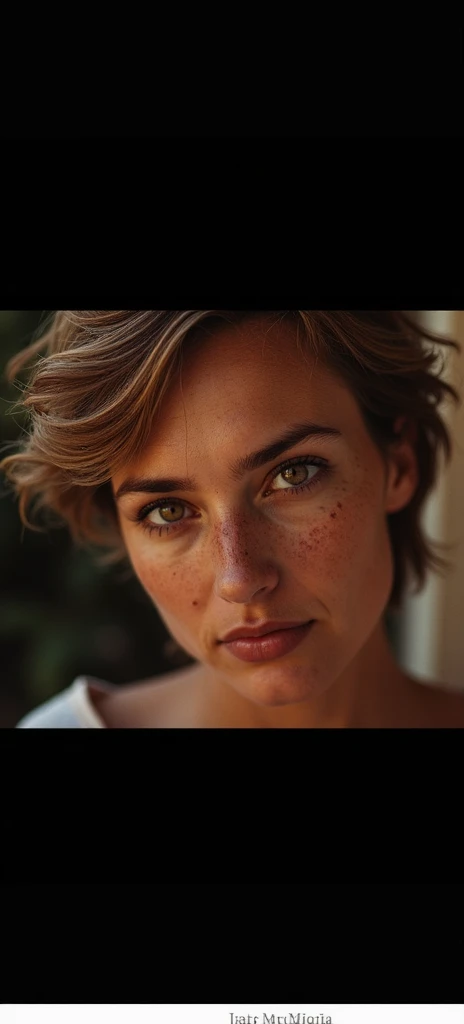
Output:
top-left (114, 421), bottom-right (343, 501)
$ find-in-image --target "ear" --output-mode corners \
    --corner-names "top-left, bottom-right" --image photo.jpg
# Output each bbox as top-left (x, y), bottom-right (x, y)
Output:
top-left (384, 415), bottom-right (420, 514)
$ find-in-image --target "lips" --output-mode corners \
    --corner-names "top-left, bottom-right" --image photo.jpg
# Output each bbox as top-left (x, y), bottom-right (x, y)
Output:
top-left (221, 621), bottom-right (316, 663)
top-left (219, 620), bottom-right (312, 643)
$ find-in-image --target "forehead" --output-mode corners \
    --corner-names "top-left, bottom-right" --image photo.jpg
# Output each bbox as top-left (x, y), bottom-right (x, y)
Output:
top-left (166, 313), bottom-right (352, 422)
top-left (113, 314), bottom-right (369, 487)
top-left (182, 312), bottom-right (311, 378)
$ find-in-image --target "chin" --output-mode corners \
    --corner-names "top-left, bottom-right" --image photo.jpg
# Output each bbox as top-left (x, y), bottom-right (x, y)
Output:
top-left (238, 661), bottom-right (327, 707)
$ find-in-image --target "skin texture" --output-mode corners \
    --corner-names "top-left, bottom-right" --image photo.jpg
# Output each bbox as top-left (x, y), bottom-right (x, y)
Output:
top-left (105, 313), bottom-right (464, 728)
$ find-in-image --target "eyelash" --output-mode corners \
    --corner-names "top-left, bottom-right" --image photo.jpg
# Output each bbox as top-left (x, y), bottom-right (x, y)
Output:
top-left (135, 455), bottom-right (331, 539)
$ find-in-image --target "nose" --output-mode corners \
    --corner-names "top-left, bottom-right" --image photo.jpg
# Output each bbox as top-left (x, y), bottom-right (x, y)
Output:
top-left (211, 519), bottom-right (279, 604)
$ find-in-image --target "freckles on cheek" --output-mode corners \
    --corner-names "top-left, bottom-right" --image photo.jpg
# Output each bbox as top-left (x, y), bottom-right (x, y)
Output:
top-left (134, 553), bottom-right (205, 612)
top-left (296, 477), bottom-right (388, 613)
top-left (293, 498), bottom-right (360, 586)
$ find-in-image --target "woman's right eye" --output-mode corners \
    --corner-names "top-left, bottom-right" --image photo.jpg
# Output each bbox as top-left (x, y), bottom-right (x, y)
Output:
top-left (137, 499), bottom-right (193, 536)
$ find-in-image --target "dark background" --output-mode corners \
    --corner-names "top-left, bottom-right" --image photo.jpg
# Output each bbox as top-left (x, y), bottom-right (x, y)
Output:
top-left (0, 311), bottom-right (192, 728)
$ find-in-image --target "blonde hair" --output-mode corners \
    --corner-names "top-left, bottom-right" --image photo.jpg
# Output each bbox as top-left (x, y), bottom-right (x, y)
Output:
top-left (0, 309), bottom-right (461, 610)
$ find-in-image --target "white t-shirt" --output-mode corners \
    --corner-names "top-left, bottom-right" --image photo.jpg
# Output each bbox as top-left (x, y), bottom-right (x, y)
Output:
top-left (15, 676), bottom-right (116, 728)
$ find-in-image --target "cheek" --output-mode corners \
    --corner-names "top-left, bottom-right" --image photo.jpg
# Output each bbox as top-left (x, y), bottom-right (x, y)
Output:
top-left (294, 485), bottom-right (392, 599)
top-left (294, 499), bottom-right (357, 581)
top-left (290, 499), bottom-right (348, 581)
top-left (132, 548), bottom-right (207, 614)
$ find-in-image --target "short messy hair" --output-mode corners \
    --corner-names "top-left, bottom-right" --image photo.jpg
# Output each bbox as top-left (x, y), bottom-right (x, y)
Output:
top-left (0, 310), bottom-right (461, 611)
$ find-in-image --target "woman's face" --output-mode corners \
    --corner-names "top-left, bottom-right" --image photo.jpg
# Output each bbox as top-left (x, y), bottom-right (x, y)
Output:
top-left (112, 314), bottom-right (418, 715)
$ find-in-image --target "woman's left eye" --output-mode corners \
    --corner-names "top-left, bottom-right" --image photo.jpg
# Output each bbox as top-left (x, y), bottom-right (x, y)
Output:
top-left (266, 456), bottom-right (329, 495)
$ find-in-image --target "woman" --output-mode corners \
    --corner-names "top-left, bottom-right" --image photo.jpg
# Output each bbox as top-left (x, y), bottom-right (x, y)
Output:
top-left (2, 309), bottom-right (464, 728)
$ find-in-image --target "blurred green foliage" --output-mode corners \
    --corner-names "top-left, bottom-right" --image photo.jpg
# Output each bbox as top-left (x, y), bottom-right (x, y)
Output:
top-left (0, 311), bottom-right (192, 727)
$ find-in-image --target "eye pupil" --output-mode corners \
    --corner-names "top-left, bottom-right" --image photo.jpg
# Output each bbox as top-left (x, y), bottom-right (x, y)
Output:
top-left (160, 502), bottom-right (183, 522)
top-left (282, 465), bottom-right (307, 484)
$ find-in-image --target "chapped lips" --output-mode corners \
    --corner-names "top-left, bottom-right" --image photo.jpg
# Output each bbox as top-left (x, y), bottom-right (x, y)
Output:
top-left (219, 620), bottom-right (312, 643)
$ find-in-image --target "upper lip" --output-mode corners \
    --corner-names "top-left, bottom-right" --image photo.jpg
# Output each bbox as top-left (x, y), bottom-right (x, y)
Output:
top-left (219, 620), bottom-right (311, 643)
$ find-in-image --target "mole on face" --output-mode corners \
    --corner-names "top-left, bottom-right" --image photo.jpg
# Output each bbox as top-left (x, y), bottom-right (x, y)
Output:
top-left (330, 500), bottom-right (343, 519)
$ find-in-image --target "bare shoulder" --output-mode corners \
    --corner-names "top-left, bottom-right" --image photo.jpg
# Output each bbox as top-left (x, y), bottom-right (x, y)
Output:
top-left (91, 663), bottom-right (201, 728)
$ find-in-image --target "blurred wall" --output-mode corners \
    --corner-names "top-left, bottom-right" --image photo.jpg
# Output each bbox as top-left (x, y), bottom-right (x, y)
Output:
top-left (398, 311), bottom-right (464, 691)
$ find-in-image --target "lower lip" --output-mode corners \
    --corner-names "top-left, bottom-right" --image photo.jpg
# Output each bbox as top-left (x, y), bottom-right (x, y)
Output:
top-left (222, 621), bottom-right (315, 663)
